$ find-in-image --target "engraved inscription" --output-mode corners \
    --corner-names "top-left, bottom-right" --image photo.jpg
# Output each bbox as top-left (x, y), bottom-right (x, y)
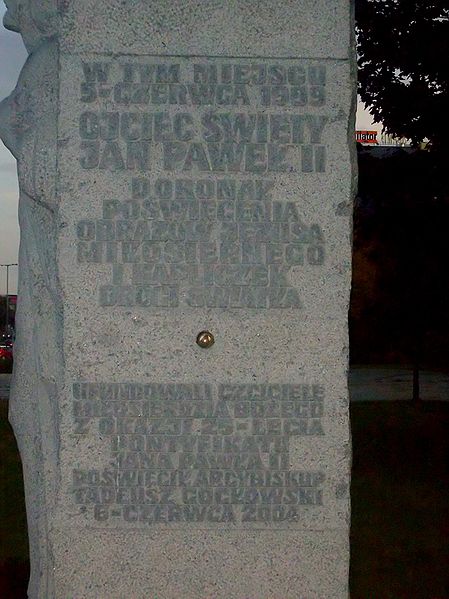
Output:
top-left (72, 382), bottom-right (325, 525)
top-left (78, 61), bottom-right (327, 173)
top-left (75, 58), bottom-right (329, 309)
top-left (76, 176), bottom-right (324, 308)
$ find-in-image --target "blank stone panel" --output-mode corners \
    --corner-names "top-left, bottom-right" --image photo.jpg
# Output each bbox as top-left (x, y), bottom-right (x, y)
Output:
top-left (61, 1), bottom-right (352, 59)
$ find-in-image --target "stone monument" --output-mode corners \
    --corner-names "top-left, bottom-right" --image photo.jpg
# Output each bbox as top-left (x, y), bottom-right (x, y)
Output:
top-left (0, 1), bottom-right (356, 597)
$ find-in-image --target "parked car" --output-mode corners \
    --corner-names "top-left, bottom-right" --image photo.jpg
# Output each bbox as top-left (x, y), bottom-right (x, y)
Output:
top-left (0, 344), bottom-right (13, 373)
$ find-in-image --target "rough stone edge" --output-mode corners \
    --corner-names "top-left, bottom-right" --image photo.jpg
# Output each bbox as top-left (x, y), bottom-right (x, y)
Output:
top-left (343, 3), bottom-right (358, 595)
top-left (1, 2), bottom-right (65, 597)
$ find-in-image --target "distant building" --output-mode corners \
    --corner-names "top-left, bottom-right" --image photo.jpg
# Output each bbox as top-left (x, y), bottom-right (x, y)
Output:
top-left (378, 133), bottom-right (411, 147)
top-left (356, 129), bottom-right (412, 147)
top-left (356, 130), bottom-right (378, 144)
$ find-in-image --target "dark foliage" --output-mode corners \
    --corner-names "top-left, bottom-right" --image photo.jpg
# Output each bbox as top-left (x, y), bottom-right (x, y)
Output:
top-left (351, 146), bottom-right (449, 367)
top-left (0, 297), bottom-right (15, 334)
top-left (350, 401), bottom-right (449, 597)
top-left (0, 403), bottom-right (29, 599)
top-left (356, 0), bottom-right (449, 149)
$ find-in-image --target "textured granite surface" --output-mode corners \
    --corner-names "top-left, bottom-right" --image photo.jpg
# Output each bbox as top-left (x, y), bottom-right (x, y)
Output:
top-left (0, 1), bottom-right (356, 597)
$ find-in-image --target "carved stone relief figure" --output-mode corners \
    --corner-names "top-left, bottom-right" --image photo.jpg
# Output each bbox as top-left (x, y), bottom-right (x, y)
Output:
top-left (3, 0), bottom-right (61, 52)
top-left (0, 2), bottom-right (62, 596)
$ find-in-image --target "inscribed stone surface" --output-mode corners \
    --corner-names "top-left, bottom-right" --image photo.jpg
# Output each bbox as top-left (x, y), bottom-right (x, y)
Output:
top-left (0, 1), bottom-right (356, 597)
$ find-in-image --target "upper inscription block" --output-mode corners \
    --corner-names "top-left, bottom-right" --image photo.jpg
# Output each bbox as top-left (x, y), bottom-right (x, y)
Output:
top-left (61, 0), bottom-right (351, 59)
top-left (72, 56), bottom-right (334, 311)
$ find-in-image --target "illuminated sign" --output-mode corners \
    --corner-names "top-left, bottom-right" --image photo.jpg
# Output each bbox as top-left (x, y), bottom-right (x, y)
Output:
top-left (356, 130), bottom-right (378, 144)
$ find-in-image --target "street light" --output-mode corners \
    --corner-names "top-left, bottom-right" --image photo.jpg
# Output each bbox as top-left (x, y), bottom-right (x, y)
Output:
top-left (0, 263), bottom-right (18, 334)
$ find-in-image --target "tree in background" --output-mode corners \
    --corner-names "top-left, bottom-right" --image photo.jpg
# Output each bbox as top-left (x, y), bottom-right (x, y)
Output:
top-left (351, 148), bottom-right (449, 370)
top-left (356, 0), bottom-right (449, 150)
top-left (354, 2), bottom-right (449, 399)
top-left (0, 297), bottom-right (16, 335)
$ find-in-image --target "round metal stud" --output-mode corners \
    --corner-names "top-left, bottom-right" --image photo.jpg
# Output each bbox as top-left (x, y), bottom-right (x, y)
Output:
top-left (196, 331), bottom-right (215, 348)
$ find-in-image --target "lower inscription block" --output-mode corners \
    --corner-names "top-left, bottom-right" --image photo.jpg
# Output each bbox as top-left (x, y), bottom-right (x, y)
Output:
top-left (69, 381), bottom-right (331, 529)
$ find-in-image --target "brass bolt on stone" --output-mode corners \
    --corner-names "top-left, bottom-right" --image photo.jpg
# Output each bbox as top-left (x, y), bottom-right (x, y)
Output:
top-left (196, 331), bottom-right (214, 348)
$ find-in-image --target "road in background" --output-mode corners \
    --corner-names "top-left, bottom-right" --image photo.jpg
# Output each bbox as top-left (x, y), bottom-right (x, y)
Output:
top-left (349, 366), bottom-right (449, 402)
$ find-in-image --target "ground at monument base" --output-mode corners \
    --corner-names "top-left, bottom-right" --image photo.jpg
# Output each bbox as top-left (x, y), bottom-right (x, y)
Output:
top-left (350, 401), bottom-right (449, 599)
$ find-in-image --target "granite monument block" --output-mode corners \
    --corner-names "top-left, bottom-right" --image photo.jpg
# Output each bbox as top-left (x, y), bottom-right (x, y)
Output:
top-left (0, 1), bottom-right (356, 597)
